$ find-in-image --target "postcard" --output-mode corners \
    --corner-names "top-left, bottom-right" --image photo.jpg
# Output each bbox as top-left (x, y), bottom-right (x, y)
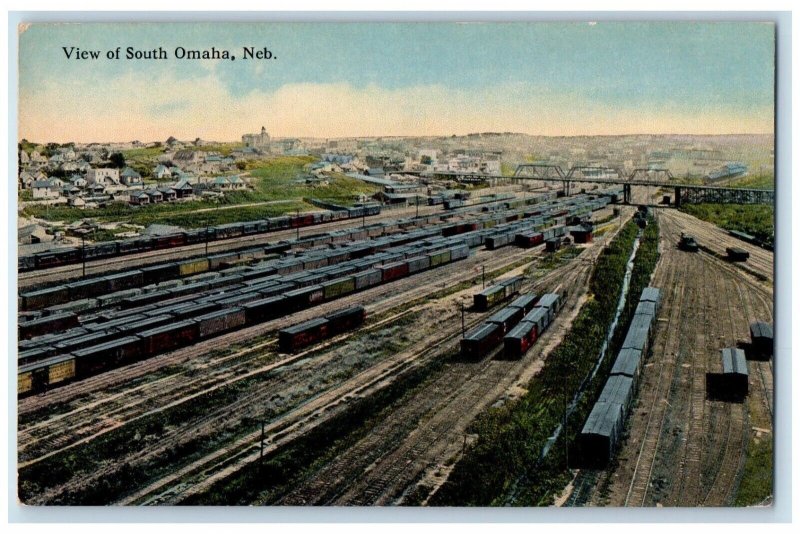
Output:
top-left (15, 20), bottom-right (775, 509)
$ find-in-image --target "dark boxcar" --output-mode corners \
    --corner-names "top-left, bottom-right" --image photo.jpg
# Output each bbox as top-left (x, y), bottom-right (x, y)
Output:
top-left (18, 346), bottom-right (56, 366)
top-left (500, 276), bottom-right (523, 297)
top-left (137, 319), bottom-right (198, 356)
top-left (284, 285), bottom-right (325, 312)
top-left (106, 270), bottom-right (144, 292)
top-left (196, 307), bottom-right (247, 338)
top-left (325, 306), bottom-right (366, 334)
top-left (379, 261), bottom-right (410, 283)
top-left (243, 295), bottom-right (287, 324)
top-left (749, 321), bottom-right (773, 360)
top-left (579, 401), bottom-right (624, 468)
top-left (523, 307), bottom-right (549, 336)
top-left (66, 277), bottom-right (110, 301)
top-left (503, 321), bottom-right (536, 359)
top-left (726, 247), bottom-right (750, 262)
top-left (508, 294), bottom-right (538, 315)
top-left (460, 322), bottom-right (504, 359)
top-left (486, 306), bottom-right (524, 335)
top-left (278, 317), bottom-right (329, 353)
top-left (141, 263), bottom-right (180, 285)
top-left (73, 336), bottom-right (143, 376)
top-left (610, 347), bottom-right (643, 388)
top-left (597, 375), bottom-right (635, 419)
top-left (21, 285), bottom-right (70, 311)
top-left (706, 348), bottom-right (749, 401)
top-left (19, 312), bottom-right (79, 340)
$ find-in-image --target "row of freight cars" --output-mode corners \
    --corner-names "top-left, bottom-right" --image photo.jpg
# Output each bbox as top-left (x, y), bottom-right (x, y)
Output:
top-left (18, 242), bottom-right (471, 396)
top-left (21, 188), bottom-right (619, 315)
top-left (278, 306), bottom-right (365, 353)
top-left (19, 188), bottom-right (624, 388)
top-left (578, 287), bottom-right (661, 468)
top-left (462, 278), bottom-right (564, 360)
top-left (18, 205), bottom-right (382, 272)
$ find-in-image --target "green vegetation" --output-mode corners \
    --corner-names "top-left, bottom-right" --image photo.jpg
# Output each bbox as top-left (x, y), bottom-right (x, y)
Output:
top-left (20, 156), bottom-right (380, 235)
top-left (727, 173), bottom-right (775, 190)
top-left (430, 218), bottom-right (660, 506)
top-left (680, 203), bottom-right (774, 247)
top-left (18, 190), bottom-right (33, 202)
top-left (734, 436), bottom-right (773, 506)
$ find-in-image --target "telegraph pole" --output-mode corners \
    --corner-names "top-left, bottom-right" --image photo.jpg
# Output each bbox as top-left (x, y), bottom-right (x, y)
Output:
top-left (81, 232), bottom-right (86, 278)
top-left (205, 219), bottom-right (210, 257)
top-left (460, 302), bottom-right (465, 339)
top-left (482, 265), bottom-right (486, 289)
top-left (260, 420), bottom-right (265, 470)
top-left (296, 208), bottom-right (300, 240)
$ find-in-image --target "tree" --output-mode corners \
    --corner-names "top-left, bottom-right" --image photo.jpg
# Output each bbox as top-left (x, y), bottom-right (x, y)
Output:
top-left (109, 153), bottom-right (126, 168)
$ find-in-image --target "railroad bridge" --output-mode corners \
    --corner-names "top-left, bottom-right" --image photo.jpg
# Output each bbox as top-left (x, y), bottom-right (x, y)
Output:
top-left (414, 164), bottom-right (774, 206)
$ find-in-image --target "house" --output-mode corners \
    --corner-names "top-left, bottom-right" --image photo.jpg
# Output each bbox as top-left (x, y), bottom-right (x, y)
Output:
top-left (172, 179), bottom-right (194, 199)
top-left (18, 224), bottom-right (52, 245)
top-left (173, 150), bottom-right (204, 165)
top-left (120, 167), bottom-right (143, 186)
top-left (31, 180), bottom-right (61, 199)
top-left (68, 196), bottom-right (87, 208)
top-left (227, 175), bottom-right (247, 189)
top-left (19, 150), bottom-right (30, 165)
top-left (157, 187), bottom-right (177, 202)
top-left (129, 190), bottom-right (150, 205)
top-left (89, 183), bottom-right (106, 195)
top-left (19, 170), bottom-right (45, 189)
top-left (211, 176), bottom-right (232, 190)
top-left (87, 168), bottom-right (120, 186)
top-left (153, 164), bottom-right (172, 180)
top-left (30, 151), bottom-right (47, 164)
top-left (145, 188), bottom-right (164, 203)
top-left (69, 174), bottom-right (88, 188)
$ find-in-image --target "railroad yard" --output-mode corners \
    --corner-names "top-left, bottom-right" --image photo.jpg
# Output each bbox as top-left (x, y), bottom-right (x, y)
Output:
top-left (16, 181), bottom-right (774, 507)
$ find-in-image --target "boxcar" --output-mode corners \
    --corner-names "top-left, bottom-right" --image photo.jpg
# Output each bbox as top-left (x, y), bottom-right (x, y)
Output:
top-left (66, 277), bottom-right (109, 300)
top-left (322, 277), bottom-right (356, 300)
top-left (508, 294), bottom-right (538, 315)
top-left (325, 306), bottom-right (366, 334)
top-left (137, 319), bottom-right (198, 357)
top-left (178, 258), bottom-right (210, 277)
top-left (579, 401), bottom-right (624, 468)
top-left (379, 261), bottom-right (410, 283)
top-left (503, 321), bottom-right (536, 359)
top-left (196, 307), bottom-right (247, 338)
top-left (21, 285), bottom-right (70, 311)
top-left (486, 306), bottom-right (524, 335)
top-left (73, 336), bottom-right (143, 376)
top-left (749, 321), bottom-right (773, 360)
top-left (19, 312), bottom-right (79, 340)
top-left (473, 285), bottom-right (506, 311)
top-left (243, 295), bottom-right (287, 324)
top-left (278, 317), bottom-right (330, 353)
top-left (706, 348), bottom-right (749, 401)
top-left (460, 322), bottom-right (504, 359)
top-left (105, 270), bottom-right (145, 292)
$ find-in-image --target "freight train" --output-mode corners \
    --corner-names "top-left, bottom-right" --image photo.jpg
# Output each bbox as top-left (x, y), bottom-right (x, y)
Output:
top-left (18, 205), bottom-right (382, 272)
top-left (578, 287), bottom-right (661, 468)
top-left (18, 241), bottom-right (470, 396)
top-left (462, 291), bottom-right (562, 360)
top-left (18, 188), bottom-right (623, 395)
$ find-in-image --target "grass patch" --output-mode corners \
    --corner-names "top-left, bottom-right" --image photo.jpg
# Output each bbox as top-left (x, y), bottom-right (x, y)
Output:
top-left (734, 436), bottom-right (773, 506)
top-left (727, 174), bottom-right (775, 190)
top-left (680, 203), bottom-right (774, 248)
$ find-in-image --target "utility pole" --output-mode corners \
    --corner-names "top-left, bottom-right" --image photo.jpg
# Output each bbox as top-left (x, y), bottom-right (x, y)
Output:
top-left (563, 365), bottom-right (570, 470)
top-left (460, 302), bottom-right (465, 339)
top-left (260, 420), bottom-right (265, 470)
top-left (416, 195), bottom-right (419, 218)
top-left (205, 219), bottom-right (210, 257)
top-left (81, 232), bottom-right (86, 278)
top-left (482, 265), bottom-right (485, 289)
top-left (296, 208), bottom-right (300, 240)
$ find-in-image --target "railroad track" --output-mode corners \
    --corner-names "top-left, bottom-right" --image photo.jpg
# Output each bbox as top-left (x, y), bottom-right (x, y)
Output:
top-left (623, 211), bottom-right (694, 507)
top-left (121, 230), bottom-right (606, 506)
top-left (20, 244), bottom-right (548, 504)
top-left (275, 224), bottom-right (623, 506)
top-left (19, 245), bottom-right (534, 465)
top-left (18, 204), bottom-right (450, 288)
top-left (19, 244), bottom-right (526, 417)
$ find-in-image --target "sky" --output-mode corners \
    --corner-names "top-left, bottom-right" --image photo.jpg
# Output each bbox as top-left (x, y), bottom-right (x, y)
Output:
top-left (18, 22), bottom-right (775, 143)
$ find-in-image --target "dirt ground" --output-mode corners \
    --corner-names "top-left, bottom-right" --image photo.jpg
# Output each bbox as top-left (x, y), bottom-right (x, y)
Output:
top-left (581, 207), bottom-right (773, 507)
